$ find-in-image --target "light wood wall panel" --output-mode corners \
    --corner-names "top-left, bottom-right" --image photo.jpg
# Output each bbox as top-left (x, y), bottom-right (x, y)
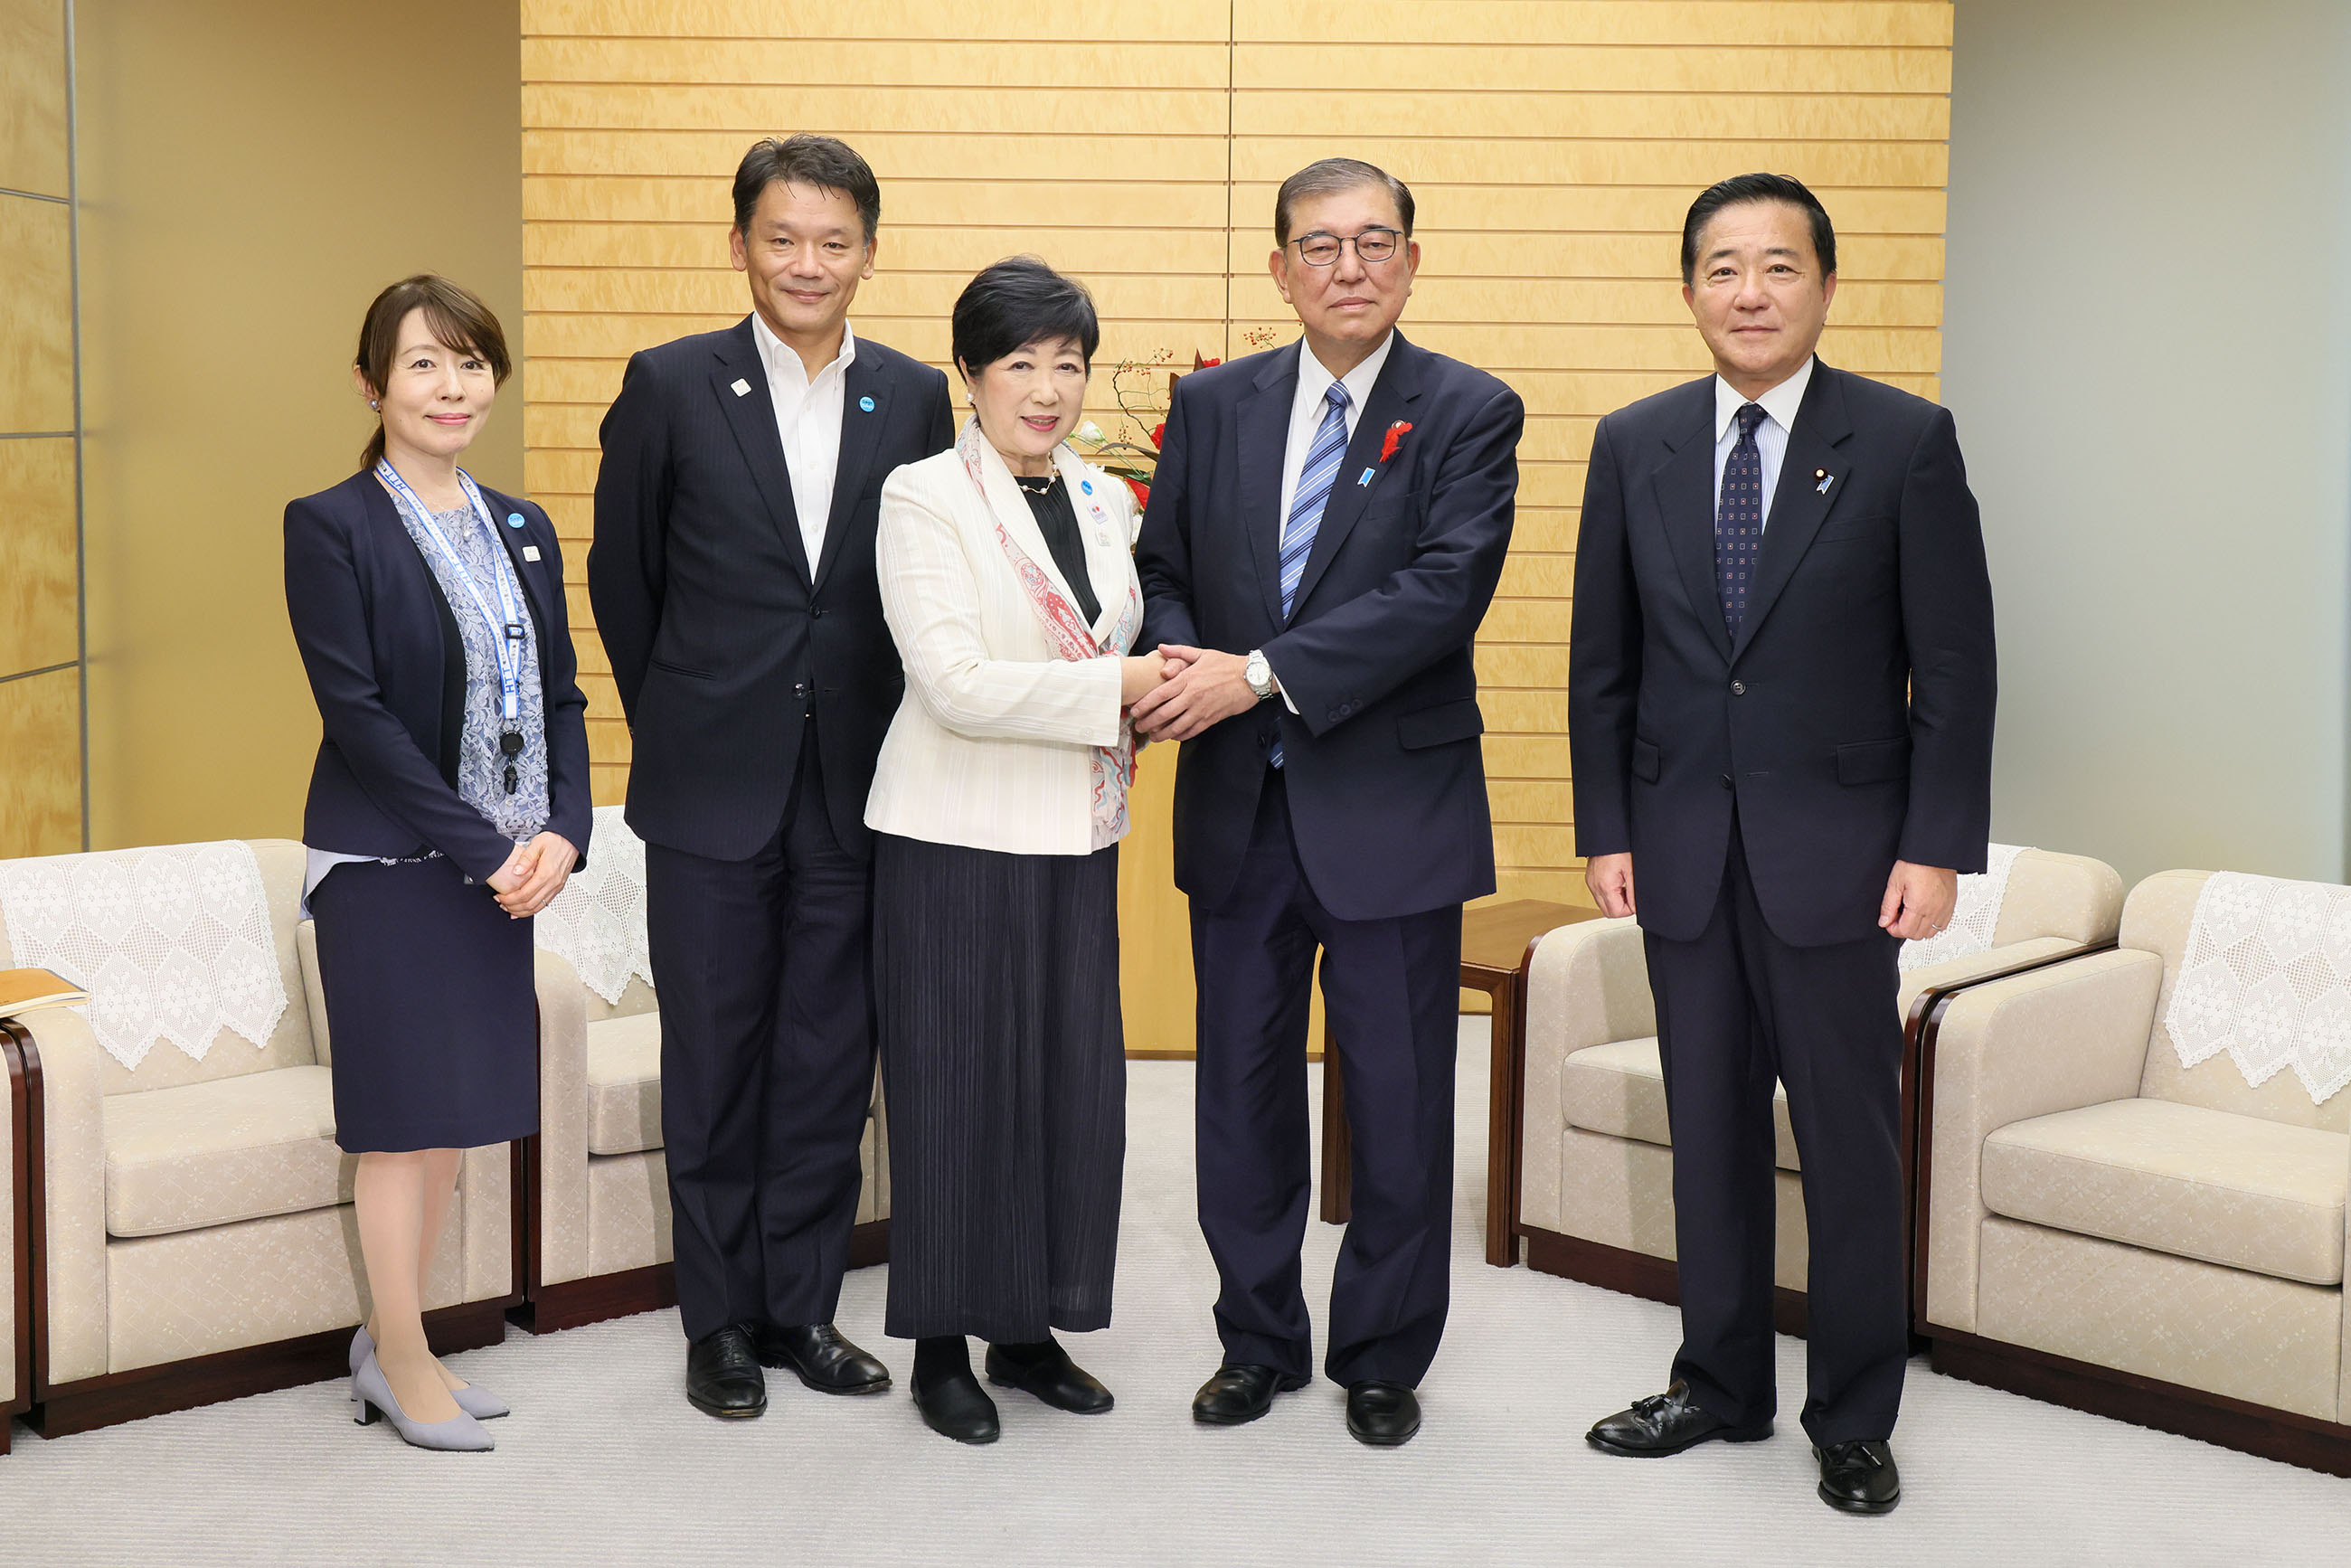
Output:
top-left (0, 668), bottom-right (79, 857)
top-left (0, 195), bottom-right (73, 434)
top-left (523, 1), bottom-right (1953, 1041)
top-left (0, 0), bottom-right (69, 197)
top-left (0, 435), bottom-right (77, 675)
top-left (1232, 2), bottom-right (1951, 911)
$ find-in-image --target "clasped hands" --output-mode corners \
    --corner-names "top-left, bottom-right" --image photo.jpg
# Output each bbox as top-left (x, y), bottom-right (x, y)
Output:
top-left (1584, 852), bottom-right (1959, 941)
top-left (1124, 645), bottom-right (1262, 741)
top-left (486, 831), bottom-right (577, 919)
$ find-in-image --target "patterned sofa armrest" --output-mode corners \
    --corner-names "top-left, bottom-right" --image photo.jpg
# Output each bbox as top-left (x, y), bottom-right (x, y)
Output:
top-left (532, 950), bottom-right (591, 1290)
top-left (10, 1006), bottom-right (109, 1385)
top-left (1920, 949), bottom-right (2162, 1335)
top-left (1520, 917), bottom-right (1651, 1241)
top-left (1997, 849), bottom-right (2127, 949)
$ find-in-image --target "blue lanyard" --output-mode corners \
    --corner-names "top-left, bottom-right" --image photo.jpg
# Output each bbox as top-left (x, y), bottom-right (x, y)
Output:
top-left (375, 461), bottom-right (527, 725)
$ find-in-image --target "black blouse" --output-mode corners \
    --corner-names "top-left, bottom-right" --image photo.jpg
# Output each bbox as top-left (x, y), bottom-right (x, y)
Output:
top-left (1014, 473), bottom-right (1101, 627)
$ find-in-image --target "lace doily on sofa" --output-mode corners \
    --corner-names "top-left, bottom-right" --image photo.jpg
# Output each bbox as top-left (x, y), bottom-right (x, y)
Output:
top-left (1899, 842), bottom-right (2027, 973)
top-left (2164, 872), bottom-right (2351, 1104)
top-left (0, 841), bottom-right (288, 1072)
top-left (534, 805), bottom-right (650, 1005)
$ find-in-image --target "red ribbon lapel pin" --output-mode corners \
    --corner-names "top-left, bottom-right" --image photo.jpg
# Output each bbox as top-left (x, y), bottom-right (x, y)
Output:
top-left (1359, 420), bottom-right (1413, 486)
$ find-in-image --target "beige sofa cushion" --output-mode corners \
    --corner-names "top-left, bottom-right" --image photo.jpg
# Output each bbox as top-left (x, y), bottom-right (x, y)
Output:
top-left (1982, 1097), bottom-right (2348, 1285)
top-left (588, 1012), bottom-right (663, 1157)
top-left (1560, 1039), bottom-right (1799, 1171)
top-left (103, 1065), bottom-right (345, 1238)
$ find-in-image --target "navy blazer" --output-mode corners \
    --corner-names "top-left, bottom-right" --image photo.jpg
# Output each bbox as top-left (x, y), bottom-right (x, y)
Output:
top-left (589, 318), bottom-right (954, 862)
top-left (285, 470), bottom-right (594, 884)
top-left (1136, 332), bottom-right (1524, 921)
top-left (1568, 363), bottom-right (1997, 948)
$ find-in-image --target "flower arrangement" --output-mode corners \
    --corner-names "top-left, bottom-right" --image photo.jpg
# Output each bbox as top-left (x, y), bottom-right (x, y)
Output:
top-left (1075, 330), bottom-right (1279, 509)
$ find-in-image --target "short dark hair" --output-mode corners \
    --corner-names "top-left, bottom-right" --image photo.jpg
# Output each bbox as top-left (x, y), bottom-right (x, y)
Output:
top-left (951, 257), bottom-right (1100, 377)
top-left (1680, 173), bottom-right (1836, 287)
top-left (732, 134), bottom-right (880, 244)
top-left (353, 274), bottom-right (510, 468)
top-left (1274, 157), bottom-right (1415, 249)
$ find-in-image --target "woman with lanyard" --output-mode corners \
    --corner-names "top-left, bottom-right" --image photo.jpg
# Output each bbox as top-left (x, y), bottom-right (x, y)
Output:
top-left (284, 275), bottom-right (591, 1451)
top-left (864, 257), bottom-right (1166, 1443)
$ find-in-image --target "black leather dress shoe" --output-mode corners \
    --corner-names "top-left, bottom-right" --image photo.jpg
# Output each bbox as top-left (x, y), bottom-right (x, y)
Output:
top-left (1586, 1381), bottom-right (1770, 1457)
top-left (1345, 1381), bottom-right (1421, 1447)
top-left (754, 1321), bottom-right (892, 1394)
top-left (1192, 1365), bottom-right (1308, 1425)
top-left (1816, 1440), bottom-right (1901, 1514)
top-left (912, 1366), bottom-right (1001, 1445)
top-left (685, 1325), bottom-right (767, 1420)
top-left (984, 1344), bottom-right (1114, 1414)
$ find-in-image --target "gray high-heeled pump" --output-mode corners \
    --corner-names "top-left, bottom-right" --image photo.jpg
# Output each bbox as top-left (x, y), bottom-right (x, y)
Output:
top-left (353, 1346), bottom-right (495, 1452)
top-left (350, 1325), bottom-right (509, 1420)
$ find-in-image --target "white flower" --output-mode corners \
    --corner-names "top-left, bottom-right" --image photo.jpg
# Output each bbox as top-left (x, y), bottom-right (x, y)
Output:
top-left (1075, 420), bottom-right (1106, 445)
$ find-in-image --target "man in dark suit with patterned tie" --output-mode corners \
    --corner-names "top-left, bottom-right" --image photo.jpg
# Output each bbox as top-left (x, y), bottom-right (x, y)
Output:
top-left (590, 136), bottom-right (953, 1420)
top-left (1570, 174), bottom-right (1997, 1513)
top-left (1134, 157), bottom-right (1523, 1448)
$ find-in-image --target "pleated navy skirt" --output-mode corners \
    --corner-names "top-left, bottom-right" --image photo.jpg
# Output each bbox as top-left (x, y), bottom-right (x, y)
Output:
top-left (874, 833), bottom-right (1126, 1342)
top-left (309, 854), bottom-right (539, 1154)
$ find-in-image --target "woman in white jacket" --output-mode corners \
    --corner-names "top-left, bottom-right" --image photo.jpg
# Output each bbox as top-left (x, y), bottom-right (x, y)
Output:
top-left (866, 258), bottom-right (1165, 1445)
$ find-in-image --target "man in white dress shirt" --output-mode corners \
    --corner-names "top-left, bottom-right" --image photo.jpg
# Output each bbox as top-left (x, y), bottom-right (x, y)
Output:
top-left (590, 134), bottom-right (954, 1421)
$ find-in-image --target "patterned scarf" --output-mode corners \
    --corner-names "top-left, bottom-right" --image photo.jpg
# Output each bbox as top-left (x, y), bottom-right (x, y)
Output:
top-left (956, 417), bottom-right (1139, 847)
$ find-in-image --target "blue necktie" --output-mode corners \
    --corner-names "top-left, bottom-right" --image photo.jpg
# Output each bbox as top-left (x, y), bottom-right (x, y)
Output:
top-left (1272, 382), bottom-right (1352, 768)
top-left (1715, 402), bottom-right (1767, 638)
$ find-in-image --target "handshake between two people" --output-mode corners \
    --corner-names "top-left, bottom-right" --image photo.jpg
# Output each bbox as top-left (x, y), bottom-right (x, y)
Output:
top-left (1119, 645), bottom-right (1265, 743)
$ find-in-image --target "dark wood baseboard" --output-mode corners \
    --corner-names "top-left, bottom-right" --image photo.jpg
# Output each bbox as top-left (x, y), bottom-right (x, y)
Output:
top-left (513, 1219), bottom-right (892, 1337)
top-left (26, 1298), bottom-right (507, 1440)
top-left (1929, 1329), bottom-right (2351, 1478)
top-left (1523, 1225), bottom-right (1811, 1338)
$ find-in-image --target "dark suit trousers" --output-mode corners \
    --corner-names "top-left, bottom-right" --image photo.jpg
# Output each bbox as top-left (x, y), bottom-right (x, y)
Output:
top-left (1643, 815), bottom-right (1907, 1445)
top-left (1193, 772), bottom-right (1460, 1388)
top-left (646, 736), bottom-right (873, 1343)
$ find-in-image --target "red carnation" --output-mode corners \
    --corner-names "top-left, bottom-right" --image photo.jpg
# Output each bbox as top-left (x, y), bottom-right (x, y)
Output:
top-left (1150, 421), bottom-right (1166, 449)
top-left (1381, 420), bottom-right (1413, 462)
top-left (1194, 352), bottom-right (1222, 370)
top-left (1123, 475), bottom-right (1150, 509)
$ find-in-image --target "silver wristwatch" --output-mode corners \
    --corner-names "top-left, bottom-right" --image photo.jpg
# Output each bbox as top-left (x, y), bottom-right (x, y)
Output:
top-left (1244, 649), bottom-right (1276, 701)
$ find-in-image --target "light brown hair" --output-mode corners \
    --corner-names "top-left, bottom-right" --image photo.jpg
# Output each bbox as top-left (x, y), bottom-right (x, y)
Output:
top-left (354, 274), bottom-right (512, 468)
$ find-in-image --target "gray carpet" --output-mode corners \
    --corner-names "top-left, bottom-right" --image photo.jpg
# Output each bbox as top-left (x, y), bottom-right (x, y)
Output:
top-left (2, 1019), bottom-right (2343, 1564)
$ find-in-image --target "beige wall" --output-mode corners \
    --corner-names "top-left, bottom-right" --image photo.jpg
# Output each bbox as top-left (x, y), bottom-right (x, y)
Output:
top-left (520, 1), bottom-right (1952, 1050)
top-left (72, 0), bottom-right (523, 849)
top-left (1944, 0), bottom-right (2351, 885)
top-left (0, 0), bottom-right (80, 859)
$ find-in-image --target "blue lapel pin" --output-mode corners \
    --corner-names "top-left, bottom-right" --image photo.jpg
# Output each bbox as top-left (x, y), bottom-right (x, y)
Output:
top-left (859, 395), bottom-right (875, 412)
top-left (1081, 479), bottom-right (1093, 495)
top-left (505, 512), bottom-right (525, 528)
top-left (1814, 468), bottom-right (1832, 495)
top-left (1357, 467), bottom-right (1375, 486)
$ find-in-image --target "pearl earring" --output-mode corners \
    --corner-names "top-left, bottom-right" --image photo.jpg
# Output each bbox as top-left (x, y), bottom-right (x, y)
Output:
top-left (369, 400), bottom-right (379, 410)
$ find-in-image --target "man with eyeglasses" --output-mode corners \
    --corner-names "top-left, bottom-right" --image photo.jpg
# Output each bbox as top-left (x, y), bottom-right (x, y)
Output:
top-left (1134, 156), bottom-right (1524, 1447)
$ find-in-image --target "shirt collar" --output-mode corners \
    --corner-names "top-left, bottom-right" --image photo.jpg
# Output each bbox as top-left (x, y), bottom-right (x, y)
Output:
top-left (1714, 354), bottom-right (1816, 442)
top-left (751, 312), bottom-right (857, 390)
top-left (1298, 329), bottom-right (1396, 413)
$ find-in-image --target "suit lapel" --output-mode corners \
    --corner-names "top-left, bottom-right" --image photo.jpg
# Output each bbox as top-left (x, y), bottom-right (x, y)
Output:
top-left (1287, 333), bottom-right (1422, 622)
top-left (710, 317), bottom-right (813, 585)
top-left (1049, 445), bottom-right (1131, 647)
top-left (815, 348), bottom-right (888, 590)
top-left (1729, 364), bottom-right (1855, 665)
top-left (1648, 380), bottom-right (1733, 663)
top-left (1234, 344), bottom-right (1299, 631)
top-left (478, 487), bottom-right (556, 642)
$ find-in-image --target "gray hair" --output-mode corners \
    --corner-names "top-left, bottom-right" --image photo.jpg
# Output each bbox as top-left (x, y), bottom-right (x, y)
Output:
top-left (1274, 157), bottom-right (1415, 248)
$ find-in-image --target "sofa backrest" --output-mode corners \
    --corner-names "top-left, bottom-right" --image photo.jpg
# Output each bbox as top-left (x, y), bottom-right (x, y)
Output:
top-left (1990, 849), bottom-right (2125, 948)
top-left (2126, 869), bottom-right (2350, 1132)
top-left (0, 837), bottom-right (317, 1092)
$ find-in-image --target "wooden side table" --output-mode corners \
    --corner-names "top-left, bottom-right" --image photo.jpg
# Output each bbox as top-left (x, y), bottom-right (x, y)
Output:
top-left (1317, 899), bottom-right (1600, 1266)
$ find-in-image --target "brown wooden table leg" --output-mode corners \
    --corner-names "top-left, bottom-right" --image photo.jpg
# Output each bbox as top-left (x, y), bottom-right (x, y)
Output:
top-left (1482, 975), bottom-right (1520, 1266)
top-left (1318, 1021), bottom-right (1352, 1223)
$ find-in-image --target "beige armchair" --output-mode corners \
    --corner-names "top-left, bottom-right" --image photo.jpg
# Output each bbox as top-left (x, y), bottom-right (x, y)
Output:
top-left (0, 839), bottom-right (522, 1437)
top-left (1917, 870), bottom-right (2351, 1473)
top-left (1517, 847), bottom-right (2125, 1329)
top-left (520, 954), bottom-right (890, 1334)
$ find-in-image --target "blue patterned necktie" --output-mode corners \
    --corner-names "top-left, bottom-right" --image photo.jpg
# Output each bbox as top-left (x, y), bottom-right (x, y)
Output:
top-left (1715, 401), bottom-right (1768, 638)
top-left (1271, 381), bottom-right (1353, 768)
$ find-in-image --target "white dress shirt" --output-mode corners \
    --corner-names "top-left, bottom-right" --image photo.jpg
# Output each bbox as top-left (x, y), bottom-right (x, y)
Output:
top-left (751, 311), bottom-right (856, 568)
top-left (1277, 330), bottom-right (1396, 542)
top-left (1710, 354), bottom-right (1815, 532)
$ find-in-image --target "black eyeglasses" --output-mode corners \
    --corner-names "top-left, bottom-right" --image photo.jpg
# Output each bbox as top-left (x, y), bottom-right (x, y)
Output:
top-left (1289, 228), bottom-right (1403, 267)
